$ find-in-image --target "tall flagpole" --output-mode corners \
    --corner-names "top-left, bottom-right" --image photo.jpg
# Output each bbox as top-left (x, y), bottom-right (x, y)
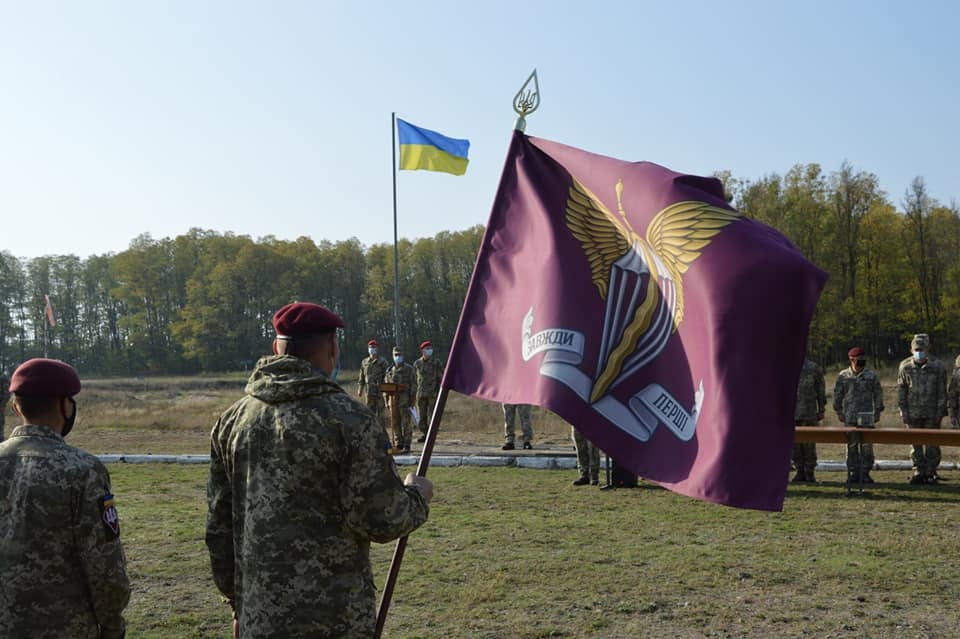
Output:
top-left (391, 112), bottom-right (401, 346)
top-left (374, 71), bottom-right (541, 639)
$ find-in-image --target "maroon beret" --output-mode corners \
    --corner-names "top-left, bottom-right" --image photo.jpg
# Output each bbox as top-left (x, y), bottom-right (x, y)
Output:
top-left (10, 358), bottom-right (82, 397)
top-left (368, 339), bottom-right (378, 347)
top-left (419, 341), bottom-right (432, 351)
top-left (848, 347), bottom-right (865, 358)
top-left (272, 302), bottom-right (344, 338)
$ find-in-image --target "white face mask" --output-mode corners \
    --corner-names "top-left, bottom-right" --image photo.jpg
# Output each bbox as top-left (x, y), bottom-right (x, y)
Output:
top-left (368, 348), bottom-right (377, 356)
top-left (914, 351), bottom-right (926, 362)
top-left (424, 348), bottom-right (433, 357)
top-left (394, 355), bottom-right (403, 365)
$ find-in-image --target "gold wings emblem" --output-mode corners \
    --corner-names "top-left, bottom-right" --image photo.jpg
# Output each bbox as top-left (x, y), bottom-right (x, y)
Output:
top-left (565, 176), bottom-right (741, 401)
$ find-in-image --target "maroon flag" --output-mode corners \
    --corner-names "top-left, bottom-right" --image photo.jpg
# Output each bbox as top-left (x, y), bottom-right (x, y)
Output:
top-left (443, 132), bottom-right (827, 511)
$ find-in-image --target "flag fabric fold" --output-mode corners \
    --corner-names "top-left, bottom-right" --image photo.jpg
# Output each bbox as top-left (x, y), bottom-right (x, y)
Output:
top-left (397, 119), bottom-right (469, 176)
top-left (44, 294), bottom-right (56, 328)
top-left (442, 131), bottom-right (827, 511)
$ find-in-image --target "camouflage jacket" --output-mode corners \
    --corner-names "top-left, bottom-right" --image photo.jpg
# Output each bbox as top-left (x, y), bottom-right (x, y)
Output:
top-left (794, 358), bottom-right (826, 422)
top-left (412, 356), bottom-right (444, 399)
top-left (357, 355), bottom-right (390, 399)
top-left (833, 367), bottom-right (884, 425)
top-left (898, 356), bottom-right (947, 420)
top-left (0, 425), bottom-right (130, 639)
top-left (206, 355), bottom-right (429, 637)
top-left (949, 355), bottom-right (960, 420)
top-left (385, 362), bottom-right (415, 407)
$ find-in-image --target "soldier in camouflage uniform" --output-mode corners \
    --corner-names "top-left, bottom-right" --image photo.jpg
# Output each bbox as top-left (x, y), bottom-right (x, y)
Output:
top-left (358, 338), bottom-right (390, 431)
top-left (571, 426), bottom-right (601, 486)
top-left (385, 346), bottom-right (416, 453)
top-left (897, 333), bottom-right (948, 485)
top-left (0, 358), bottom-right (130, 638)
top-left (833, 347), bottom-right (884, 484)
top-left (501, 403), bottom-right (534, 450)
top-left (792, 357), bottom-right (826, 483)
top-left (948, 354), bottom-right (960, 428)
top-left (413, 340), bottom-right (443, 442)
top-left (206, 303), bottom-right (432, 638)
top-left (0, 372), bottom-right (9, 441)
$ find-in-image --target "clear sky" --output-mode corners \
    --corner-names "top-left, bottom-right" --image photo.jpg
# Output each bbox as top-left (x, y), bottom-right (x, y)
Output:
top-left (1, 1), bottom-right (957, 260)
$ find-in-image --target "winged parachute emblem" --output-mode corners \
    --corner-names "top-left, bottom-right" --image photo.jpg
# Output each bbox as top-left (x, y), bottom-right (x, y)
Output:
top-left (565, 176), bottom-right (741, 402)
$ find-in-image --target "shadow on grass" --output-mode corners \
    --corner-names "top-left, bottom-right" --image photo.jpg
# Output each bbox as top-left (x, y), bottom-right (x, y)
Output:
top-left (789, 481), bottom-right (960, 503)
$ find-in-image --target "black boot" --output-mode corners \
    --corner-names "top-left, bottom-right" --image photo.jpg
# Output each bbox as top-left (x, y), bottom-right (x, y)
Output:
top-left (572, 475), bottom-right (590, 486)
top-left (806, 470), bottom-right (816, 483)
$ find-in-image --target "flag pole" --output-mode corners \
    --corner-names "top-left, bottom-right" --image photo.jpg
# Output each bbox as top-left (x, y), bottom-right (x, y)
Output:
top-left (391, 112), bottom-right (401, 346)
top-left (374, 71), bottom-right (541, 639)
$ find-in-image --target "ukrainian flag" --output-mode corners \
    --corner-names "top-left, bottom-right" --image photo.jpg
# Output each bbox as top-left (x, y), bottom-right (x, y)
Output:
top-left (397, 118), bottom-right (469, 176)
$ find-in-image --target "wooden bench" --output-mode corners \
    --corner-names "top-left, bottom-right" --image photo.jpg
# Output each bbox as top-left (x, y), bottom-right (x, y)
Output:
top-left (794, 427), bottom-right (960, 493)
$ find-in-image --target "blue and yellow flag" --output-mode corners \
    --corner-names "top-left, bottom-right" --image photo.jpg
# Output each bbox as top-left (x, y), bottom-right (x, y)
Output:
top-left (397, 119), bottom-right (469, 176)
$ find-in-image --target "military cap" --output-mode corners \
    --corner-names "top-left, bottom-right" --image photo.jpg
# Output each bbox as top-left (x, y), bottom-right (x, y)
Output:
top-left (10, 358), bottom-right (82, 397)
top-left (272, 302), bottom-right (344, 338)
top-left (911, 333), bottom-right (930, 349)
top-left (848, 347), bottom-right (865, 358)
top-left (368, 339), bottom-right (378, 347)
top-left (393, 346), bottom-right (402, 354)
top-left (419, 340), bottom-right (432, 351)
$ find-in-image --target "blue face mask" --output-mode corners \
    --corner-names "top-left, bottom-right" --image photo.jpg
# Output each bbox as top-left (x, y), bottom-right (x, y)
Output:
top-left (368, 348), bottom-right (377, 356)
top-left (914, 351), bottom-right (926, 362)
top-left (424, 348), bottom-right (433, 357)
top-left (394, 356), bottom-right (403, 365)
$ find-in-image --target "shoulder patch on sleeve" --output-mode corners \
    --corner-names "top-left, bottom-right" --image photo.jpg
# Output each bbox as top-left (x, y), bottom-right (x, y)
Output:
top-left (98, 492), bottom-right (121, 540)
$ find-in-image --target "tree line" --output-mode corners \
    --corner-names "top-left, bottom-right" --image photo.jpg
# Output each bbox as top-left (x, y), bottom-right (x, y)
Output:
top-left (1, 162), bottom-right (957, 376)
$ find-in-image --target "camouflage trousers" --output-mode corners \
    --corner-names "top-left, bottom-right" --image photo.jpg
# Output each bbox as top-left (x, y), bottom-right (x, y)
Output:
top-left (843, 422), bottom-right (874, 474)
top-left (572, 427), bottom-right (600, 479)
top-left (503, 404), bottom-right (533, 445)
top-left (388, 400), bottom-right (413, 449)
top-left (906, 418), bottom-right (942, 477)
top-left (792, 419), bottom-right (818, 473)
top-left (416, 394), bottom-right (436, 436)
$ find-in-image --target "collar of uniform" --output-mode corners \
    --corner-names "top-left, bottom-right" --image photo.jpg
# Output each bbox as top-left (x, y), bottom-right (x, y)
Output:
top-left (9, 424), bottom-right (64, 440)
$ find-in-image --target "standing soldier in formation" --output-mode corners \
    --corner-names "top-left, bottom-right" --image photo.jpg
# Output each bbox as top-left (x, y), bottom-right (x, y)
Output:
top-left (358, 338), bottom-right (390, 432)
top-left (948, 354), bottom-right (960, 429)
top-left (0, 358), bottom-right (130, 637)
top-left (833, 347), bottom-right (884, 484)
top-left (571, 426), bottom-right (601, 485)
top-left (897, 333), bottom-right (948, 485)
top-left (385, 346), bottom-right (416, 454)
top-left (501, 403), bottom-right (534, 450)
top-left (0, 371), bottom-right (9, 441)
top-left (206, 303), bottom-right (432, 637)
top-left (792, 356), bottom-right (826, 483)
top-left (413, 340), bottom-right (443, 443)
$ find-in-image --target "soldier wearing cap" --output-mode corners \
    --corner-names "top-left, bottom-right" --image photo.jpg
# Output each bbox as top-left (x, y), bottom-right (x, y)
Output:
top-left (358, 338), bottom-right (390, 432)
top-left (412, 340), bottom-right (443, 442)
top-left (385, 346), bottom-right (416, 453)
top-left (206, 302), bottom-right (433, 638)
top-left (897, 333), bottom-right (948, 484)
top-left (0, 358), bottom-right (130, 638)
top-left (0, 371), bottom-right (9, 440)
top-left (833, 347), bottom-right (884, 483)
top-left (791, 356), bottom-right (825, 483)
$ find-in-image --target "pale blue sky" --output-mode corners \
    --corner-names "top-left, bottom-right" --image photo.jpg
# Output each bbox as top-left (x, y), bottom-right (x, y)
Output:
top-left (1, 1), bottom-right (957, 259)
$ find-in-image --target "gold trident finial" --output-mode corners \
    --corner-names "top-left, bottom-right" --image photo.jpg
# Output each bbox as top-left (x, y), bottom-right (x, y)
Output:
top-left (513, 69), bottom-right (540, 131)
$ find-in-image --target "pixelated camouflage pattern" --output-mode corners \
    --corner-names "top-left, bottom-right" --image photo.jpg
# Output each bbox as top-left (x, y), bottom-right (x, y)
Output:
top-left (206, 354), bottom-right (429, 638)
top-left (794, 358), bottom-right (826, 422)
top-left (358, 355), bottom-right (390, 399)
top-left (413, 356), bottom-right (443, 399)
top-left (503, 404), bottom-right (533, 444)
top-left (0, 425), bottom-right (130, 638)
top-left (572, 427), bottom-right (600, 478)
top-left (833, 366), bottom-right (884, 425)
top-left (906, 417), bottom-right (941, 476)
top-left (897, 356), bottom-right (947, 420)
top-left (386, 362), bottom-right (415, 447)
top-left (946, 355), bottom-right (960, 420)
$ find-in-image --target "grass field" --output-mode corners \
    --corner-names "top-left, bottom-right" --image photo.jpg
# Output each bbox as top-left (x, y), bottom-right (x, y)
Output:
top-left (115, 464), bottom-right (960, 638)
top-left (5, 370), bottom-right (960, 637)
